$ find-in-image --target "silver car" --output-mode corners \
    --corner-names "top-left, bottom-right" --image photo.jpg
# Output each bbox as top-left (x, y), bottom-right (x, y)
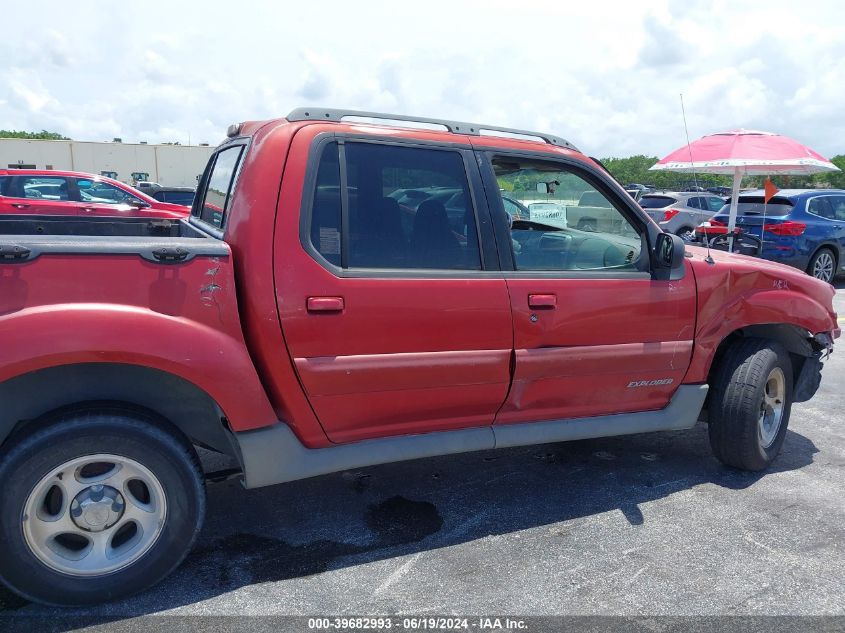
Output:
top-left (640, 191), bottom-right (726, 241)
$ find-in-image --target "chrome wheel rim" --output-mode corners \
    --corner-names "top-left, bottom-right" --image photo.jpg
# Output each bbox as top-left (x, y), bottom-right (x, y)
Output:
top-left (812, 252), bottom-right (834, 282)
top-left (759, 367), bottom-right (786, 449)
top-left (22, 454), bottom-right (166, 577)
top-left (678, 230), bottom-right (695, 242)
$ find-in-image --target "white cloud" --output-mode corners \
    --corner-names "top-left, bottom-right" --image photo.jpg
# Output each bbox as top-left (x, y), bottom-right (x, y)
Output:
top-left (0, 0), bottom-right (843, 159)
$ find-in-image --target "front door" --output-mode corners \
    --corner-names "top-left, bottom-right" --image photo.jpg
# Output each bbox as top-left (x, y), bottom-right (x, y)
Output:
top-left (276, 132), bottom-right (513, 444)
top-left (74, 178), bottom-right (144, 216)
top-left (480, 151), bottom-right (697, 424)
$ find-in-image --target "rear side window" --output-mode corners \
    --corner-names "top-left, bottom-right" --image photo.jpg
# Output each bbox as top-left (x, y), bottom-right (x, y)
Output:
top-left (807, 196), bottom-right (835, 220)
top-left (14, 176), bottom-right (71, 200)
top-left (308, 141), bottom-right (481, 270)
top-left (706, 196), bottom-right (725, 212)
top-left (831, 196), bottom-right (845, 221)
top-left (639, 196), bottom-right (674, 209)
top-left (0, 176), bottom-right (9, 196)
top-left (195, 146), bottom-right (245, 229)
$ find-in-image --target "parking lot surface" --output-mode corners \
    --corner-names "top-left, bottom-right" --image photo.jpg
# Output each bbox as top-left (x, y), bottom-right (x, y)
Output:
top-left (2, 286), bottom-right (843, 628)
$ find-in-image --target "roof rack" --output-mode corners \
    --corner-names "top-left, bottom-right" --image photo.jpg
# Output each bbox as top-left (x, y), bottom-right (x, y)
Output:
top-left (286, 107), bottom-right (579, 151)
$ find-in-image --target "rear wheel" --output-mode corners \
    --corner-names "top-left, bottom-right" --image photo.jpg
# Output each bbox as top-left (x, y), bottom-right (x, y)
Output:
top-left (808, 248), bottom-right (836, 283)
top-left (675, 227), bottom-right (695, 242)
top-left (0, 411), bottom-right (205, 606)
top-left (708, 338), bottom-right (793, 471)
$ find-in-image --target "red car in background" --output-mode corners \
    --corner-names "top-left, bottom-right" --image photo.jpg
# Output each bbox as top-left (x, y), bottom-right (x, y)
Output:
top-left (0, 169), bottom-right (190, 218)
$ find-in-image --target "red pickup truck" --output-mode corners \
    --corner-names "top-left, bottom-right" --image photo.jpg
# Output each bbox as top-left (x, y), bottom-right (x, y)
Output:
top-left (0, 108), bottom-right (837, 606)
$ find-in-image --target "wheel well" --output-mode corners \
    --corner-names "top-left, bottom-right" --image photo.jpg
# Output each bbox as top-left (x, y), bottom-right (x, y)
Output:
top-left (706, 324), bottom-right (816, 392)
top-left (0, 363), bottom-right (241, 460)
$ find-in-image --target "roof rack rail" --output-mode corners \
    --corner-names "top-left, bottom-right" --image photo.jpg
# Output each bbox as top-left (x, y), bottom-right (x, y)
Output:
top-left (286, 107), bottom-right (579, 152)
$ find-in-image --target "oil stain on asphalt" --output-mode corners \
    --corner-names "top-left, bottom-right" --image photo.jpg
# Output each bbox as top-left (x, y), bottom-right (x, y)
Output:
top-left (179, 496), bottom-right (443, 590)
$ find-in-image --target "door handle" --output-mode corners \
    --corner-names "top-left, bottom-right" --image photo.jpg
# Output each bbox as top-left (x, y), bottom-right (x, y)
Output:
top-left (307, 296), bottom-right (345, 312)
top-left (79, 207), bottom-right (95, 213)
top-left (11, 203), bottom-right (30, 210)
top-left (528, 294), bottom-right (557, 308)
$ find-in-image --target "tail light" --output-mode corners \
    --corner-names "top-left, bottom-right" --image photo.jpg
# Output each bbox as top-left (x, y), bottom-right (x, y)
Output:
top-left (764, 221), bottom-right (806, 236)
top-left (662, 209), bottom-right (680, 222)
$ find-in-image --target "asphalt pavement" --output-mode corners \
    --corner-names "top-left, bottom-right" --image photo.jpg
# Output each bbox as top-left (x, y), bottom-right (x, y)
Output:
top-left (2, 285), bottom-right (843, 629)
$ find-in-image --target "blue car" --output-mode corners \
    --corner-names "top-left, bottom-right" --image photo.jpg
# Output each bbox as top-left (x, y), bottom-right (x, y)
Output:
top-left (699, 189), bottom-right (845, 283)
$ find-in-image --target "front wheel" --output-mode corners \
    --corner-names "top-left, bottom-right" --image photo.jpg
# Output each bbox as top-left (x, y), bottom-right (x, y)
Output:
top-left (808, 248), bottom-right (836, 283)
top-left (0, 411), bottom-right (205, 606)
top-left (708, 338), bottom-right (793, 471)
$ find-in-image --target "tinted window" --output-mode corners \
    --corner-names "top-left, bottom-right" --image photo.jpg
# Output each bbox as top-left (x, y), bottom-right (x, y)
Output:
top-left (308, 142), bottom-right (481, 270)
top-left (831, 196), bottom-right (845, 221)
top-left (732, 197), bottom-right (794, 216)
top-left (707, 196), bottom-right (725, 212)
top-left (688, 197), bottom-right (709, 210)
top-left (310, 143), bottom-right (342, 267)
top-left (0, 176), bottom-right (9, 196)
top-left (16, 176), bottom-right (71, 200)
top-left (77, 179), bottom-right (141, 204)
top-left (493, 157), bottom-right (641, 272)
top-left (639, 196), bottom-right (674, 209)
top-left (807, 196), bottom-right (835, 220)
top-left (160, 191), bottom-right (195, 205)
top-left (196, 146), bottom-right (245, 228)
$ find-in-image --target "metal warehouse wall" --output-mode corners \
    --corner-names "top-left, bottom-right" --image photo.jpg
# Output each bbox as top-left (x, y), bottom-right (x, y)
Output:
top-left (0, 139), bottom-right (216, 187)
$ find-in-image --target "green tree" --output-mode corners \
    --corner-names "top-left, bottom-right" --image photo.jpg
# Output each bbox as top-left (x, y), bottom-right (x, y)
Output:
top-left (0, 130), bottom-right (70, 140)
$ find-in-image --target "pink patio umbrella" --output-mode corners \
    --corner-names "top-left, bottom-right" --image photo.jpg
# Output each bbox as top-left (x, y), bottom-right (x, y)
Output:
top-left (650, 130), bottom-right (840, 248)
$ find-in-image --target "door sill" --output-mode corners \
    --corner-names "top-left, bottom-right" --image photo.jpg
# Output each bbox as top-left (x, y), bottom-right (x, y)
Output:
top-left (236, 384), bottom-right (708, 488)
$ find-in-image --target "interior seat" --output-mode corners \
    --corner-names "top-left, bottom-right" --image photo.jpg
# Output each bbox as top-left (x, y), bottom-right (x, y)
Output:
top-left (410, 200), bottom-right (462, 268)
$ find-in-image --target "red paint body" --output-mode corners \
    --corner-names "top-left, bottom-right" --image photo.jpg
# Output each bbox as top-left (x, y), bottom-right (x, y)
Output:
top-left (0, 169), bottom-right (189, 218)
top-left (0, 118), bottom-right (838, 450)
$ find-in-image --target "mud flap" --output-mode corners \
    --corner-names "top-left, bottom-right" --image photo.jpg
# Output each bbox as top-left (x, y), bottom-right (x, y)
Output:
top-left (794, 352), bottom-right (824, 403)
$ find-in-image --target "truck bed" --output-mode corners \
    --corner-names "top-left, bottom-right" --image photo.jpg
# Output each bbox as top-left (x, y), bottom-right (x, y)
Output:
top-left (0, 215), bottom-right (226, 263)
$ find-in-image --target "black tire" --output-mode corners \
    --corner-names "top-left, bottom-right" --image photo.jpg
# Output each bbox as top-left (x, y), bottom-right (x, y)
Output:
top-left (0, 411), bottom-right (205, 606)
top-left (675, 227), bottom-right (695, 242)
top-left (708, 338), bottom-right (793, 471)
top-left (807, 247), bottom-right (837, 283)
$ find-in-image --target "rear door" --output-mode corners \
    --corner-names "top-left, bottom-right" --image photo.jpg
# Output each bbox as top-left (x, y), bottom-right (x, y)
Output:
top-left (806, 195), bottom-right (845, 268)
top-left (276, 131), bottom-right (513, 444)
top-left (478, 150), bottom-right (696, 424)
top-left (2, 174), bottom-right (77, 215)
top-left (830, 195), bottom-right (845, 266)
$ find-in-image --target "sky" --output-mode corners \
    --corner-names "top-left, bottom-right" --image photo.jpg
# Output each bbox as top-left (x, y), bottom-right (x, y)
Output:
top-left (1, 0), bottom-right (844, 158)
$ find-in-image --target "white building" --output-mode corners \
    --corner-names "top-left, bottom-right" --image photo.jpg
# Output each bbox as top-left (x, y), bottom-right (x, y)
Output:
top-left (0, 138), bottom-right (216, 188)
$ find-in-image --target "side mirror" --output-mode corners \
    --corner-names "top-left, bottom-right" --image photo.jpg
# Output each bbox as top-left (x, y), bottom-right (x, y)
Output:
top-left (654, 232), bottom-right (685, 269)
top-left (128, 199), bottom-right (151, 208)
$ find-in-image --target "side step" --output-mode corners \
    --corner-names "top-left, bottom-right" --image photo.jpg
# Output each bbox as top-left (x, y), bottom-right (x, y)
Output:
top-left (236, 384), bottom-right (709, 489)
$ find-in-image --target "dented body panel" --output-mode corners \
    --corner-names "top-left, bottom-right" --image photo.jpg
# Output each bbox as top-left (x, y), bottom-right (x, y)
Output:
top-left (683, 245), bottom-right (838, 383)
